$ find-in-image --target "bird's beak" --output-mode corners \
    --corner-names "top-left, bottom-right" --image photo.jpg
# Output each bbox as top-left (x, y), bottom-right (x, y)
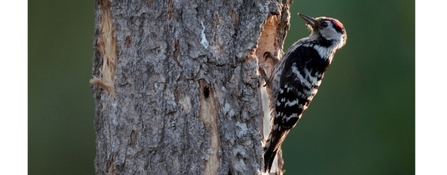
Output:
top-left (298, 13), bottom-right (316, 29)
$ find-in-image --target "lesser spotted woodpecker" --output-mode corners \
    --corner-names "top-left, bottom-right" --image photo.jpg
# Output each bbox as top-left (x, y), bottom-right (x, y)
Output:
top-left (263, 13), bottom-right (347, 172)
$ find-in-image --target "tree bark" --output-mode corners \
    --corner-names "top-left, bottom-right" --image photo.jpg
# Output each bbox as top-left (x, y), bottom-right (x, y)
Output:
top-left (90, 0), bottom-right (291, 174)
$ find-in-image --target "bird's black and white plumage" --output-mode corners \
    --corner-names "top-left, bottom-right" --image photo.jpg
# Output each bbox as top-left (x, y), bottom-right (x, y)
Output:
top-left (263, 13), bottom-right (347, 172)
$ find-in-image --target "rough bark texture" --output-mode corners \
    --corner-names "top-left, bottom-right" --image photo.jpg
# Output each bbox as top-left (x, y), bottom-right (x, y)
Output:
top-left (90, 0), bottom-right (291, 174)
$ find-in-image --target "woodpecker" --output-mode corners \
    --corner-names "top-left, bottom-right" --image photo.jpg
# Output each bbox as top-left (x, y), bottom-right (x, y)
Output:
top-left (263, 13), bottom-right (347, 172)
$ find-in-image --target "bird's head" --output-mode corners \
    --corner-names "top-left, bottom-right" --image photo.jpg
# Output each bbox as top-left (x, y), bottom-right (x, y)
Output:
top-left (298, 13), bottom-right (347, 49)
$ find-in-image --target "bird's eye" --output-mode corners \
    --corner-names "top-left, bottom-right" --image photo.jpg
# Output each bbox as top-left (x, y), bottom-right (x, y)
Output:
top-left (320, 22), bottom-right (328, 28)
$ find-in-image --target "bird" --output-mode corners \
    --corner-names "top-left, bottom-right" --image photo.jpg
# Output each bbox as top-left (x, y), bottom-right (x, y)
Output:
top-left (262, 13), bottom-right (347, 172)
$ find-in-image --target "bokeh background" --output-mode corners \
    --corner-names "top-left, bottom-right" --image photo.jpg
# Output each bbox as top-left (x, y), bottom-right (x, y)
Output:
top-left (29, 0), bottom-right (414, 174)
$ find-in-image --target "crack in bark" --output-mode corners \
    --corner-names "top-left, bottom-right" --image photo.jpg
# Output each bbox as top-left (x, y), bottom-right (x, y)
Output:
top-left (256, 1), bottom-right (291, 173)
top-left (167, 0), bottom-right (174, 21)
top-left (199, 80), bottom-right (220, 175)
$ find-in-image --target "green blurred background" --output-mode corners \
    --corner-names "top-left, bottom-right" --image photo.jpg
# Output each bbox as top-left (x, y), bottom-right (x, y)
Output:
top-left (29, 0), bottom-right (414, 174)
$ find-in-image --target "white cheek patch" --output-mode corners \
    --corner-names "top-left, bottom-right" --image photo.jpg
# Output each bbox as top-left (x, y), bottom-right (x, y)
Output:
top-left (320, 23), bottom-right (340, 40)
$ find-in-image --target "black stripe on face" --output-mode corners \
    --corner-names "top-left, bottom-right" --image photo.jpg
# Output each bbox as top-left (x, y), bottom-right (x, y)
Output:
top-left (317, 35), bottom-right (334, 47)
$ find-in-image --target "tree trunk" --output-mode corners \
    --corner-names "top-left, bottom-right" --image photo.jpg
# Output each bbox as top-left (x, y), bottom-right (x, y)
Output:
top-left (90, 0), bottom-right (291, 174)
